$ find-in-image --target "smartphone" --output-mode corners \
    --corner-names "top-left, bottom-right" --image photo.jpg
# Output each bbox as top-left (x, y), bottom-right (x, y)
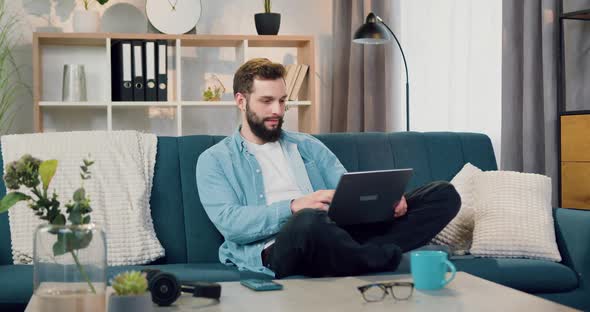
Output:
top-left (240, 279), bottom-right (283, 291)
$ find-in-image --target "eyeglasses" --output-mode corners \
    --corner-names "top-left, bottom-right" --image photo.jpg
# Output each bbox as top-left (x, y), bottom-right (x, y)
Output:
top-left (357, 281), bottom-right (414, 302)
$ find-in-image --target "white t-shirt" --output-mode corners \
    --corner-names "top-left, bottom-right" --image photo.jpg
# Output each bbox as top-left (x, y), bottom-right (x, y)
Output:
top-left (244, 139), bottom-right (304, 251)
top-left (244, 140), bottom-right (304, 205)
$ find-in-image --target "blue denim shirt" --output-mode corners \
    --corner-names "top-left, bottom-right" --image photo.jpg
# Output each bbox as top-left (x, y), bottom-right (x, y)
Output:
top-left (196, 127), bottom-right (347, 276)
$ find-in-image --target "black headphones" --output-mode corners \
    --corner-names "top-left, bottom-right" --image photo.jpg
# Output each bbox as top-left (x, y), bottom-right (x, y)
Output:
top-left (142, 269), bottom-right (222, 306)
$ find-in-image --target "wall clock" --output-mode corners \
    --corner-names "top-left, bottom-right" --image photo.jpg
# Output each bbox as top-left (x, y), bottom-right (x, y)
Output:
top-left (146, 0), bottom-right (201, 34)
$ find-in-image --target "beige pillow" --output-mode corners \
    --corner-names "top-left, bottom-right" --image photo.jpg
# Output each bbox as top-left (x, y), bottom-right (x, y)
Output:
top-left (470, 171), bottom-right (561, 262)
top-left (431, 163), bottom-right (481, 254)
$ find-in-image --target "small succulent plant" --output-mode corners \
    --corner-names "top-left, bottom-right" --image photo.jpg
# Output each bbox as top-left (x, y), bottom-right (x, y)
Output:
top-left (112, 271), bottom-right (148, 296)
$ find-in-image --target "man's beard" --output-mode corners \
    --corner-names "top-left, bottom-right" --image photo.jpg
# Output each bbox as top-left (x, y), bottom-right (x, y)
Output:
top-left (245, 102), bottom-right (283, 143)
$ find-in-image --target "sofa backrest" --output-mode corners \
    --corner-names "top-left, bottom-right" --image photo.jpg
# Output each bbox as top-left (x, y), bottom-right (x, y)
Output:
top-left (0, 132), bottom-right (496, 265)
top-left (176, 131), bottom-right (497, 264)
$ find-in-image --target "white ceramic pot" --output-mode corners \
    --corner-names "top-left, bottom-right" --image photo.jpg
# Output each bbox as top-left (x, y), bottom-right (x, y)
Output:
top-left (73, 10), bottom-right (100, 33)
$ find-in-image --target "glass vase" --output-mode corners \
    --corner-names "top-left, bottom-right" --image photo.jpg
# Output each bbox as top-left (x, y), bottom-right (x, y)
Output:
top-left (33, 223), bottom-right (107, 312)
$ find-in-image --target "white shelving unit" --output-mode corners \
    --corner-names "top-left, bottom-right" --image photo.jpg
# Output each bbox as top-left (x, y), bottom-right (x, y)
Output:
top-left (38, 100), bottom-right (311, 135)
top-left (33, 33), bottom-right (317, 136)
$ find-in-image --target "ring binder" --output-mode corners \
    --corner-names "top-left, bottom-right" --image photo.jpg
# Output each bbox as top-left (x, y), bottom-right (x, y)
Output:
top-left (111, 40), bottom-right (134, 101)
top-left (132, 40), bottom-right (145, 101)
top-left (156, 40), bottom-right (168, 101)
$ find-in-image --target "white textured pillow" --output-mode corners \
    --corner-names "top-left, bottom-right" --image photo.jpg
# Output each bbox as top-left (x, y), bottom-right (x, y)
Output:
top-left (431, 163), bottom-right (481, 253)
top-left (470, 171), bottom-right (561, 262)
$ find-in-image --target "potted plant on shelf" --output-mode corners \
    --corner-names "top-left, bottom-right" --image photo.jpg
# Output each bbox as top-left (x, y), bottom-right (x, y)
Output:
top-left (254, 0), bottom-right (281, 35)
top-left (109, 271), bottom-right (152, 312)
top-left (202, 74), bottom-right (226, 101)
top-left (73, 0), bottom-right (109, 32)
top-left (0, 155), bottom-right (107, 311)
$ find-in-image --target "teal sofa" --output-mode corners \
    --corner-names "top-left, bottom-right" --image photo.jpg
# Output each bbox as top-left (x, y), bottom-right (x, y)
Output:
top-left (0, 132), bottom-right (588, 311)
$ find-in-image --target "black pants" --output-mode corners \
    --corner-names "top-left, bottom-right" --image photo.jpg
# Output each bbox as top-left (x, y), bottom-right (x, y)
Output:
top-left (263, 181), bottom-right (461, 278)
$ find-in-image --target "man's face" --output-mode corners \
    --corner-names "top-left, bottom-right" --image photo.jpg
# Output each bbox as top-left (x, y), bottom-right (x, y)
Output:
top-left (243, 78), bottom-right (287, 143)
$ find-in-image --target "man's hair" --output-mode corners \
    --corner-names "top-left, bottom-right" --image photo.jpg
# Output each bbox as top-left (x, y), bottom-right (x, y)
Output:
top-left (233, 58), bottom-right (286, 96)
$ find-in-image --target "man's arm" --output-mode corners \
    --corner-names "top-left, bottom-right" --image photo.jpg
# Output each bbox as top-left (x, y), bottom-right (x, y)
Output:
top-left (196, 151), bottom-right (292, 245)
top-left (309, 137), bottom-right (347, 189)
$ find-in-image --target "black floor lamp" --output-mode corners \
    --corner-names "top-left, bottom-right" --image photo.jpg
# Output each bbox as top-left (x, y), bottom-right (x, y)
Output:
top-left (353, 13), bottom-right (410, 132)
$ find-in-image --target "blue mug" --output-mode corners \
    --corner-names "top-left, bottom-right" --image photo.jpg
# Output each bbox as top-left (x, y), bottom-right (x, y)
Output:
top-left (410, 250), bottom-right (456, 290)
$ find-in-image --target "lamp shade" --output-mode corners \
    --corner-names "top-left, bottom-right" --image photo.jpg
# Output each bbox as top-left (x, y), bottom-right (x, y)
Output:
top-left (351, 12), bottom-right (411, 132)
top-left (352, 13), bottom-right (392, 45)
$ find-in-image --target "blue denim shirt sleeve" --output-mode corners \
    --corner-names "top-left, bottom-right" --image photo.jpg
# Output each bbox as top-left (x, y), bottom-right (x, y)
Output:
top-left (196, 150), bottom-right (292, 245)
top-left (308, 136), bottom-right (347, 189)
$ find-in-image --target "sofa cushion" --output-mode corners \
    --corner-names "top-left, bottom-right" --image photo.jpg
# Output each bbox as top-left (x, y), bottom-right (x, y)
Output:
top-left (150, 137), bottom-right (188, 264)
top-left (0, 265), bottom-right (33, 304)
top-left (387, 132), bottom-right (433, 190)
top-left (177, 136), bottom-right (226, 263)
top-left (315, 132), bottom-right (498, 192)
top-left (432, 163), bottom-right (482, 253)
top-left (457, 132), bottom-right (498, 170)
top-left (453, 258), bottom-right (578, 293)
top-left (471, 171), bottom-right (561, 262)
top-left (424, 132), bottom-right (467, 181)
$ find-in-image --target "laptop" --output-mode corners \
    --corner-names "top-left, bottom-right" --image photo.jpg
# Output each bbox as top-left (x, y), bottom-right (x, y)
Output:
top-left (328, 168), bottom-right (413, 226)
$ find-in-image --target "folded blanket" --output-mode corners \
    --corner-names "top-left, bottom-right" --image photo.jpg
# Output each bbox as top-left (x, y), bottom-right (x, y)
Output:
top-left (1, 130), bottom-right (165, 265)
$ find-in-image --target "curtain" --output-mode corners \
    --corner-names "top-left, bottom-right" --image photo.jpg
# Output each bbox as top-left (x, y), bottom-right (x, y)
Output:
top-left (400, 1), bottom-right (501, 159)
top-left (501, 0), bottom-right (559, 204)
top-left (329, 0), bottom-right (401, 132)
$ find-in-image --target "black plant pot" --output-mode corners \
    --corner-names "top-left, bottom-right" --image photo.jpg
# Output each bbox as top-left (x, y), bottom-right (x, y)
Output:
top-left (255, 13), bottom-right (281, 35)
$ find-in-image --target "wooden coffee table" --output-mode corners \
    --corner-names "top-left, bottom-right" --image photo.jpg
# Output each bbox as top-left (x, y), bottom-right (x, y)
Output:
top-left (26, 272), bottom-right (579, 311)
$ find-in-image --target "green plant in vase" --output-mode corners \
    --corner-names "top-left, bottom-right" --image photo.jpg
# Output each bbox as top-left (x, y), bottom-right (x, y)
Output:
top-left (0, 154), bottom-right (98, 293)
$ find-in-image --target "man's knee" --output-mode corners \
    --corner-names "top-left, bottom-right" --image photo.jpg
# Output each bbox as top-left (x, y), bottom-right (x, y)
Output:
top-left (288, 208), bottom-right (328, 235)
top-left (431, 181), bottom-right (461, 217)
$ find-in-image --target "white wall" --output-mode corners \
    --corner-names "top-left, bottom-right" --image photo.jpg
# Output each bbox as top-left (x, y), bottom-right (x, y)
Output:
top-left (400, 0), bottom-right (503, 163)
top-left (5, 0), bottom-right (334, 135)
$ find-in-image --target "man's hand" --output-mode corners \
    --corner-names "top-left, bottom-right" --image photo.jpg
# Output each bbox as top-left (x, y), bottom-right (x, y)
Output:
top-left (290, 190), bottom-right (335, 213)
top-left (394, 196), bottom-right (408, 218)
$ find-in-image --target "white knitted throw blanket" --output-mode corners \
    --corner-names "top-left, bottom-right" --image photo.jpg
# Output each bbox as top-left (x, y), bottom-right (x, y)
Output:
top-left (1, 131), bottom-right (165, 265)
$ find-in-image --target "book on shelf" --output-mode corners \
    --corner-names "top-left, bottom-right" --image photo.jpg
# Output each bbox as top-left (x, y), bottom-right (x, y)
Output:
top-left (283, 63), bottom-right (309, 101)
top-left (284, 64), bottom-right (299, 99)
top-left (289, 64), bottom-right (309, 101)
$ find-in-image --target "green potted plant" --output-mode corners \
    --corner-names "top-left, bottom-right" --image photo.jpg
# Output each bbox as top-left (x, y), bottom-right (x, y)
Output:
top-left (202, 74), bottom-right (226, 101)
top-left (73, 0), bottom-right (109, 32)
top-left (254, 0), bottom-right (281, 35)
top-left (109, 271), bottom-right (152, 312)
top-left (0, 155), bottom-right (107, 309)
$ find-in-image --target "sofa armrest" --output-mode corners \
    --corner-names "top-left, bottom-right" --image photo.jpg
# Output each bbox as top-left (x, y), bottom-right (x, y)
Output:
top-left (553, 208), bottom-right (590, 286)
